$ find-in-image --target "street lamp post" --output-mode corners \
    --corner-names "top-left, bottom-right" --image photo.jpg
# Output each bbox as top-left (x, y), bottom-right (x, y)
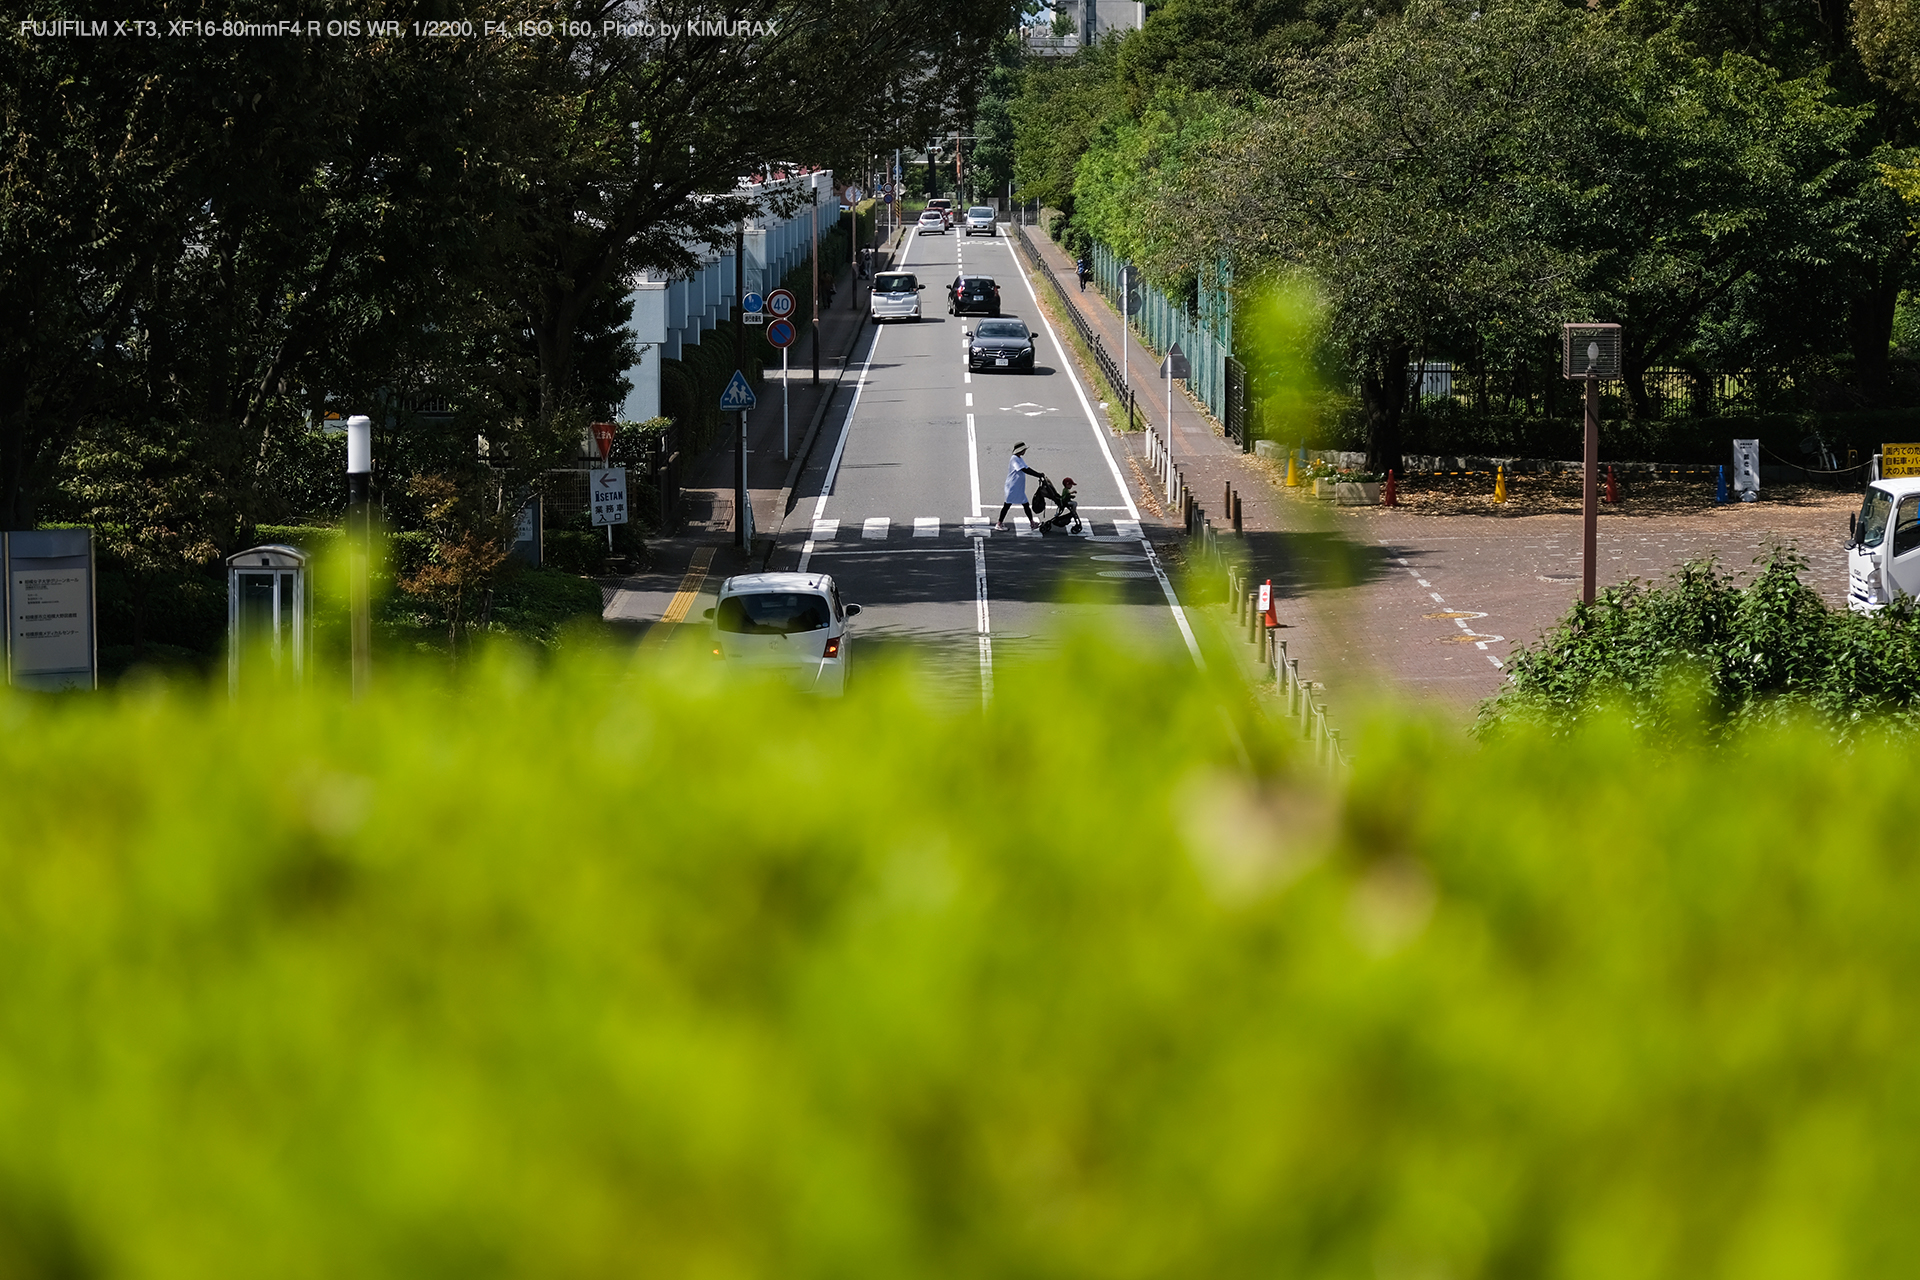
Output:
top-left (1561, 323), bottom-right (1622, 606)
top-left (345, 414), bottom-right (373, 698)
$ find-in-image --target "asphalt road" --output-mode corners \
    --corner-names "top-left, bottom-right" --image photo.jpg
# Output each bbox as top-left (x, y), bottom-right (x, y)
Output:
top-left (769, 221), bottom-right (1202, 699)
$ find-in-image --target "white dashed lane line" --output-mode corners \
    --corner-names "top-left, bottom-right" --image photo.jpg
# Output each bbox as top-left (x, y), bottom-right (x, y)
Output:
top-left (1394, 552), bottom-right (1506, 670)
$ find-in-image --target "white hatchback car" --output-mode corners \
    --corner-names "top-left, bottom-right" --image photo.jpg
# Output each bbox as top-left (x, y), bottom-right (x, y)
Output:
top-left (916, 210), bottom-right (947, 235)
top-left (869, 271), bottom-right (924, 322)
top-left (964, 206), bottom-right (996, 236)
top-left (706, 572), bottom-right (862, 695)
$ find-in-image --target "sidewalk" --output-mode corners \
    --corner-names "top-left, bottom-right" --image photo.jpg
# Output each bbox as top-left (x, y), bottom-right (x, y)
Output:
top-left (602, 230), bottom-right (905, 639)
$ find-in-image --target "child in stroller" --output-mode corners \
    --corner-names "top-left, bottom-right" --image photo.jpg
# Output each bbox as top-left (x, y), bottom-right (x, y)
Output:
top-left (1030, 475), bottom-right (1082, 535)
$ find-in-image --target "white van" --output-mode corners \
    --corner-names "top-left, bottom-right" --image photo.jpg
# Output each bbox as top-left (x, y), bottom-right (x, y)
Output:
top-left (1847, 477), bottom-right (1920, 611)
top-left (705, 572), bottom-right (862, 694)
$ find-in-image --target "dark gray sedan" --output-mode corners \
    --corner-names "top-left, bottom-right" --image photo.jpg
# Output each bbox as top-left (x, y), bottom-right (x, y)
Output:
top-left (966, 318), bottom-right (1036, 373)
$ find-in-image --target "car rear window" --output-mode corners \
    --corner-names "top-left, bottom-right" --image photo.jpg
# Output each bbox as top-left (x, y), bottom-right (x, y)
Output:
top-left (874, 273), bottom-right (916, 293)
top-left (975, 321), bottom-right (1027, 338)
top-left (969, 207), bottom-right (993, 217)
top-left (716, 592), bottom-right (832, 635)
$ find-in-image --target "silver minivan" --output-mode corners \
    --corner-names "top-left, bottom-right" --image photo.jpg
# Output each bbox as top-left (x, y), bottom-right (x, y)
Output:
top-left (964, 206), bottom-right (996, 236)
top-left (869, 271), bottom-right (924, 322)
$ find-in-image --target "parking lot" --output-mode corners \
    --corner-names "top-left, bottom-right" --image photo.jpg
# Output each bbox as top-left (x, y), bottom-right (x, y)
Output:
top-left (1232, 474), bottom-right (1859, 712)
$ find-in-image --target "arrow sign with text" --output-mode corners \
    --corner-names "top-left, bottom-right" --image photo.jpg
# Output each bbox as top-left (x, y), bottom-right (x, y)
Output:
top-left (719, 370), bottom-right (757, 412)
top-left (1159, 342), bottom-right (1191, 380)
top-left (590, 467), bottom-right (628, 526)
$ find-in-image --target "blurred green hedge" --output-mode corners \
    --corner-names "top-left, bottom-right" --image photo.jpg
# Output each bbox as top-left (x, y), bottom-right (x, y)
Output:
top-left (0, 639), bottom-right (1911, 1277)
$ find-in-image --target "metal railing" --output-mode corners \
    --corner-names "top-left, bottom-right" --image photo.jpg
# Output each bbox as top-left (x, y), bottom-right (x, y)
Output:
top-left (1139, 416), bottom-right (1347, 771)
top-left (1014, 223), bottom-right (1137, 431)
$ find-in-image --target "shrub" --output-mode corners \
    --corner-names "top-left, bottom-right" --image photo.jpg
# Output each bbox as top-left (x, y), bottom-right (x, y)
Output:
top-left (1, 639), bottom-right (1918, 1276)
top-left (1478, 548), bottom-right (1920, 737)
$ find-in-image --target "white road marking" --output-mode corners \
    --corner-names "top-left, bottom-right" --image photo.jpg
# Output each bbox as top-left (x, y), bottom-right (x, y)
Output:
top-left (811, 517), bottom-right (840, 540)
top-left (965, 393), bottom-right (973, 406)
top-left (862, 517), bottom-right (889, 540)
top-left (1488, 655), bottom-right (1505, 668)
top-left (1015, 521), bottom-right (1039, 537)
top-left (974, 536), bottom-right (993, 706)
top-left (914, 517), bottom-right (939, 537)
top-left (966, 413), bottom-right (981, 516)
top-left (1114, 519), bottom-right (1142, 540)
top-left (1430, 592), bottom-right (1445, 603)
top-left (1416, 578), bottom-right (1431, 587)
top-left (797, 538), bottom-right (816, 573)
top-left (810, 324), bottom-right (883, 522)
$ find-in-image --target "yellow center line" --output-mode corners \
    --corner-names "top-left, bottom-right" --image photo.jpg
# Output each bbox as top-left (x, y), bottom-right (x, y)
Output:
top-left (647, 545), bottom-right (716, 644)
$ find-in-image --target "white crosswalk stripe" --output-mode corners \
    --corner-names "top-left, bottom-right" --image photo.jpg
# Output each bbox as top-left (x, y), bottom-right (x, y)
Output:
top-left (806, 517), bottom-right (1126, 541)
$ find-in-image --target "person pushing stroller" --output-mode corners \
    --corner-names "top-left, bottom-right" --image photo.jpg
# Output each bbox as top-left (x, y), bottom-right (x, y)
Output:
top-left (997, 443), bottom-right (1043, 531)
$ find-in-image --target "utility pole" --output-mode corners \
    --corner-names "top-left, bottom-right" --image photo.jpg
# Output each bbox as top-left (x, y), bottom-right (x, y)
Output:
top-left (735, 222), bottom-right (747, 550)
top-left (811, 181), bottom-right (820, 386)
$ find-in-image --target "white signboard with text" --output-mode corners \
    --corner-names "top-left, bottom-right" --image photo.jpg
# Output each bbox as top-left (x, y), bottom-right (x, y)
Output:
top-left (590, 468), bottom-right (629, 527)
top-left (5, 529), bottom-right (96, 690)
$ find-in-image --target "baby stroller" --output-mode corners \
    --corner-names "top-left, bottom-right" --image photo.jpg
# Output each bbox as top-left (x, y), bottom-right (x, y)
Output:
top-left (1031, 475), bottom-right (1082, 535)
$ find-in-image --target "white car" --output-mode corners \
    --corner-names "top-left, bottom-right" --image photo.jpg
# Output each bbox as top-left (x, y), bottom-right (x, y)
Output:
top-left (916, 210), bottom-right (947, 235)
top-left (869, 271), bottom-right (924, 322)
top-left (707, 572), bottom-right (862, 695)
top-left (964, 206), bottom-right (996, 236)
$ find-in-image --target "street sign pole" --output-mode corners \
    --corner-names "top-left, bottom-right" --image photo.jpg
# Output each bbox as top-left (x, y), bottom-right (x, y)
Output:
top-left (783, 345), bottom-right (790, 461)
top-left (735, 223), bottom-right (747, 550)
top-left (1121, 263), bottom-right (1128, 393)
top-left (1584, 372), bottom-right (1599, 605)
top-left (811, 186), bottom-right (820, 387)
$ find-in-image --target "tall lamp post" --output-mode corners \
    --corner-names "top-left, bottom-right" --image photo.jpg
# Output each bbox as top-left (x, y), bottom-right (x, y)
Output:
top-left (345, 414), bottom-right (373, 698)
top-left (1561, 323), bottom-right (1621, 605)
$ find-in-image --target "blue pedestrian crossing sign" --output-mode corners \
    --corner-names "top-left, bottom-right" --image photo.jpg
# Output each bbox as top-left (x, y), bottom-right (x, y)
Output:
top-left (719, 370), bottom-right (757, 412)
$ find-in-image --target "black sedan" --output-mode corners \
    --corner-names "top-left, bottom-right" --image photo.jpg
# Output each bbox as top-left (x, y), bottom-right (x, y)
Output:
top-left (948, 275), bottom-right (1001, 316)
top-left (966, 319), bottom-right (1036, 373)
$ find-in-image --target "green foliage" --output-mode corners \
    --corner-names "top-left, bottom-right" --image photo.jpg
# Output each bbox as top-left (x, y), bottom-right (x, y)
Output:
top-left (3, 638), bottom-right (1920, 1274)
top-left (1480, 548), bottom-right (1920, 737)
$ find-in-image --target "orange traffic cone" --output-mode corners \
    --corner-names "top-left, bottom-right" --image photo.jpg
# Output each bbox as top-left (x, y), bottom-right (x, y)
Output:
top-left (1285, 449), bottom-right (1300, 488)
top-left (1493, 464), bottom-right (1507, 504)
top-left (1383, 469), bottom-right (1397, 507)
top-left (1605, 465), bottom-right (1618, 504)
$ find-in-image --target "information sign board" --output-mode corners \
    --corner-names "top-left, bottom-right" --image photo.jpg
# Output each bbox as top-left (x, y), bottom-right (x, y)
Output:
top-left (1884, 443), bottom-right (1920, 478)
top-left (590, 467), bottom-right (628, 527)
top-left (5, 529), bottom-right (96, 690)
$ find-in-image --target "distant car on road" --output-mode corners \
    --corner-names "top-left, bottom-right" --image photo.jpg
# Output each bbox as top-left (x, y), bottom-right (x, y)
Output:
top-left (706, 572), bottom-right (862, 696)
top-left (964, 206), bottom-right (996, 236)
top-left (870, 272), bottom-right (925, 322)
top-left (966, 318), bottom-right (1036, 373)
top-left (926, 198), bottom-right (954, 228)
top-left (915, 210), bottom-right (947, 236)
top-left (948, 275), bottom-right (1001, 316)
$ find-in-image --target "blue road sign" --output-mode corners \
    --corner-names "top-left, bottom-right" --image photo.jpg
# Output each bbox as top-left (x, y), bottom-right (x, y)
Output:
top-left (766, 318), bottom-right (797, 348)
top-left (742, 292), bottom-right (764, 314)
top-left (719, 370), bottom-right (757, 412)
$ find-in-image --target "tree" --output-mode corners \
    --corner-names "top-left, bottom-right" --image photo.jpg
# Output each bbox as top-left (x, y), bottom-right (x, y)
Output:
top-left (1157, 0), bottom-right (1605, 472)
top-left (1576, 40), bottom-right (1871, 415)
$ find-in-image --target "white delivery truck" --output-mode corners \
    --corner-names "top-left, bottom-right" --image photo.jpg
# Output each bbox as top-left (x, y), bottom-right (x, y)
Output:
top-left (1847, 476), bottom-right (1920, 611)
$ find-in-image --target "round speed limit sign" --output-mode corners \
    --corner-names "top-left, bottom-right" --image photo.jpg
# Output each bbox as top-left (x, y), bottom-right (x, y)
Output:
top-left (765, 288), bottom-right (797, 319)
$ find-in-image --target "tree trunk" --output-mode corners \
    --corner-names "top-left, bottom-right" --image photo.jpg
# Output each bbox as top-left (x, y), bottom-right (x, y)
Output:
top-left (1849, 242), bottom-right (1908, 409)
top-left (1359, 339), bottom-right (1411, 475)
